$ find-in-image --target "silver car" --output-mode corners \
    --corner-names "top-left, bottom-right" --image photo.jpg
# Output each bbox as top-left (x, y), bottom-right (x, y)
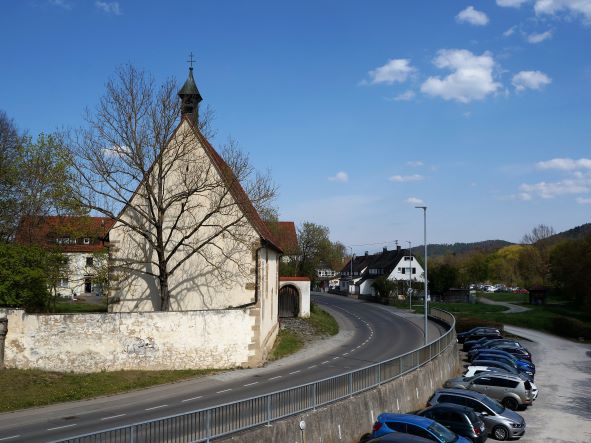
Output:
top-left (463, 365), bottom-right (538, 400)
top-left (428, 388), bottom-right (526, 441)
top-left (444, 373), bottom-right (533, 410)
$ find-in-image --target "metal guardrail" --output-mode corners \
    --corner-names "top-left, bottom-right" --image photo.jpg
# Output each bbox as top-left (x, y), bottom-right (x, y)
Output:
top-left (54, 308), bottom-right (456, 443)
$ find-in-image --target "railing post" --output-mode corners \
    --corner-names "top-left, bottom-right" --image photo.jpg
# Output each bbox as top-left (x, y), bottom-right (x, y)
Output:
top-left (377, 364), bottom-right (381, 385)
top-left (130, 424), bottom-right (137, 443)
top-left (206, 409), bottom-right (211, 442)
top-left (266, 395), bottom-right (272, 426)
top-left (399, 356), bottom-right (403, 375)
top-left (312, 383), bottom-right (317, 411)
top-left (349, 372), bottom-right (353, 396)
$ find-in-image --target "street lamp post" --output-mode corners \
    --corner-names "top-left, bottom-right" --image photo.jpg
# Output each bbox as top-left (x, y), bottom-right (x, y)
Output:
top-left (415, 206), bottom-right (428, 345)
top-left (349, 247), bottom-right (354, 295)
top-left (407, 240), bottom-right (412, 310)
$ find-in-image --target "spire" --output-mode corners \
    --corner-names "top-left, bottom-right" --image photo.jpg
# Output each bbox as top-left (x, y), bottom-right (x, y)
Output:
top-left (178, 53), bottom-right (203, 124)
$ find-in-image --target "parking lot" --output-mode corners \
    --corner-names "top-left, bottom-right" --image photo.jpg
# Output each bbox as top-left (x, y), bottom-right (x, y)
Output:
top-left (502, 326), bottom-right (591, 443)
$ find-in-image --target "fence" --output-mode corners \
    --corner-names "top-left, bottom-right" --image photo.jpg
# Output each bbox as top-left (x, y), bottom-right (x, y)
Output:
top-left (53, 308), bottom-right (456, 443)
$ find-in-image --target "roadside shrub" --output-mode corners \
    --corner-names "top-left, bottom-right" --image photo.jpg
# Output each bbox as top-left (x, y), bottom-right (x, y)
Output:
top-left (551, 316), bottom-right (591, 340)
top-left (455, 316), bottom-right (504, 334)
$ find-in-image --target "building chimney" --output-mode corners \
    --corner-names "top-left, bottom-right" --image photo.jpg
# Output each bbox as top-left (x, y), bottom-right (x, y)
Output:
top-left (383, 246), bottom-right (388, 253)
top-left (396, 245), bottom-right (401, 251)
top-left (365, 251), bottom-right (368, 256)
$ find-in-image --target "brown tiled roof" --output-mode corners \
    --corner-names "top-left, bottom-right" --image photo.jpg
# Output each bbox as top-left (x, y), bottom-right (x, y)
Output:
top-left (15, 216), bottom-right (115, 253)
top-left (280, 276), bottom-right (310, 281)
top-left (265, 221), bottom-right (299, 255)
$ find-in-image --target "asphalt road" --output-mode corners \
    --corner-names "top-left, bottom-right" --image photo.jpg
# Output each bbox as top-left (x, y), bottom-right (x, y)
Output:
top-left (0, 293), bottom-right (445, 443)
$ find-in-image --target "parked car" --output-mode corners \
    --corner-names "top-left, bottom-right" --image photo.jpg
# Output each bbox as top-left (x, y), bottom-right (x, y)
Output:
top-left (443, 373), bottom-right (533, 410)
top-left (474, 351), bottom-right (535, 375)
top-left (460, 331), bottom-right (503, 349)
top-left (465, 338), bottom-right (523, 353)
top-left (417, 404), bottom-right (487, 443)
top-left (361, 433), bottom-right (433, 443)
top-left (470, 344), bottom-right (532, 362)
top-left (371, 413), bottom-right (471, 443)
top-left (462, 335), bottom-right (506, 352)
top-left (463, 366), bottom-right (538, 400)
top-left (470, 359), bottom-right (533, 381)
top-left (427, 389), bottom-right (526, 441)
top-left (457, 327), bottom-right (502, 344)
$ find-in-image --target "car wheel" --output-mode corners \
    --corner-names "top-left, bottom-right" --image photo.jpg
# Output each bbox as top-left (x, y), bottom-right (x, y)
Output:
top-left (503, 397), bottom-right (519, 410)
top-left (493, 425), bottom-right (509, 441)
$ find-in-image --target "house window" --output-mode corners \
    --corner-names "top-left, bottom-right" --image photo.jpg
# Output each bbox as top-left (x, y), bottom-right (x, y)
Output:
top-left (86, 257), bottom-right (94, 267)
top-left (401, 268), bottom-right (406, 274)
top-left (83, 237), bottom-right (90, 245)
top-left (412, 267), bottom-right (416, 274)
top-left (58, 278), bottom-right (69, 287)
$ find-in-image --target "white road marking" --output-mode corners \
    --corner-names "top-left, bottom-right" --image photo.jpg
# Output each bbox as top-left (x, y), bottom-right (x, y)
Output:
top-left (243, 382), bottom-right (259, 387)
top-left (289, 370), bottom-right (301, 374)
top-left (181, 396), bottom-right (202, 402)
top-left (307, 365), bottom-right (317, 369)
top-left (269, 376), bottom-right (282, 380)
top-left (47, 424), bottom-right (77, 431)
top-left (216, 389), bottom-right (232, 394)
top-left (332, 357), bottom-right (339, 360)
top-left (0, 436), bottom-right (20, 441)
top-left (321, 360), bottom-right (330, 365)
top-left (101, 414), bottom-right (126, 420)
top-left (145, 405), bottom-right (168, 411)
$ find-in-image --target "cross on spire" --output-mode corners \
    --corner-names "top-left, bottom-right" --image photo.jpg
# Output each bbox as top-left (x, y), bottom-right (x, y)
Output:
top-left (187, 52), bottom-right (196, 70)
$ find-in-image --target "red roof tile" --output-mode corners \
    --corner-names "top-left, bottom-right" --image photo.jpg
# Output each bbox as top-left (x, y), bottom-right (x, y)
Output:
top-left (265, 221), bottom-right (299, 255)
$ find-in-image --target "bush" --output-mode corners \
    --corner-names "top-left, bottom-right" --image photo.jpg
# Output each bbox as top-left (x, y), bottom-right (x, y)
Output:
top-left (455, 316), bottom-right (504, 334)
top-left (551, 316), bottom-right (591, 340)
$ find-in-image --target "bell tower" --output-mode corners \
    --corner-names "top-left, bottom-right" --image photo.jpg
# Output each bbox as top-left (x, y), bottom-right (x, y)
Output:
top-left (178, 53), bottom-right (203, 125)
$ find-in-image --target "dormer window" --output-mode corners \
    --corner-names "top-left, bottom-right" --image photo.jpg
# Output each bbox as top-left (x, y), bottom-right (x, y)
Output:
top-left (83, 237), bottom-right (90, 245)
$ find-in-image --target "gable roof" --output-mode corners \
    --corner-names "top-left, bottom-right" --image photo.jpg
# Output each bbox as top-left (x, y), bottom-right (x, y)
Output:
top-left (341, 247), bottom-right (408, 277)
top-left (265, 221), bottom-right (299, 255)
top-left (16, 216), bottom-right (115, 253)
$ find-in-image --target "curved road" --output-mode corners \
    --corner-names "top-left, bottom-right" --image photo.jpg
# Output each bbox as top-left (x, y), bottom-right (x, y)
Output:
top-left (0, 293), bottom-right (445, 442)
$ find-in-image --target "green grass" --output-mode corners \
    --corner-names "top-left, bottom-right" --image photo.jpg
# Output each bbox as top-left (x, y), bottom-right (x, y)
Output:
top-left (268, 330), bottom-right (304, 361)
top-left (308, 303), bottom-right (339, 336)
top-left (475, 292), bottom-right (529, 303)
top-left (0, 368), bottom-right (216, 413)
top-left (52, 301), bottom-right (108, 313)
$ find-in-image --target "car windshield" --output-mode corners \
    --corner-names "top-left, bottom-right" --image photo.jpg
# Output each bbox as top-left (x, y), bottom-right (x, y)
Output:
top-left (428, 421), bottom-right (458, 443)
top-left (481, 395), bottom-right (505, 413)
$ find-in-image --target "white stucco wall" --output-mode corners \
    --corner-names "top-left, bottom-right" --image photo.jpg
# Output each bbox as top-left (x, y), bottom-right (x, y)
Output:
top-left (1, 308), bottom-right (273, 372)
top-left (279, 280), bottom-right (310, 318)
top-left (54, 252), bottom-right (107, 297)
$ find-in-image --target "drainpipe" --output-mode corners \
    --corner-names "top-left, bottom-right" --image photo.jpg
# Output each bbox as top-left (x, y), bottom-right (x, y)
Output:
top-left (0, 317), bottom-right (7, 369)
top-left (233, 244), bottom-right (264, 309)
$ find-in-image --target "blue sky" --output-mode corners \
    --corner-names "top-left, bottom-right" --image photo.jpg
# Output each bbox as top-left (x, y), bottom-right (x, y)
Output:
top-left (1, 1), bottom-right (590, 252)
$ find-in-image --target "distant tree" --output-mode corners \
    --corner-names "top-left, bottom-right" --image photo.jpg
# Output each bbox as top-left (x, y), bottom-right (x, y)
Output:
top-left (550, 235), bottom-right (591, 312)
top-left (522, 224), bottom-right (555, 245)
top-left (293, 222), bottom-right (345, 281)
top-left (0, 110), bottom-right (21, 241)
top-left (66, 65), bottom-right (277, 311)
top-left (429, 261), bottom-right (460, 294)
top-left (372, 275), bottom-right (397, 297)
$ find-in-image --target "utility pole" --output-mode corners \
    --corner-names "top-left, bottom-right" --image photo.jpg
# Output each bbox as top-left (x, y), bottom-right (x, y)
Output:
top-left (415, 206), bottom-right (428, 345)
top-left (407, 240), bottom-right (412, 310)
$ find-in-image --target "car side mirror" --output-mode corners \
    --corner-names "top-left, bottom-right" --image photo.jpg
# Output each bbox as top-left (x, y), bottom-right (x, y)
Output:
top-left (480, 411), bottom-right (489, 416)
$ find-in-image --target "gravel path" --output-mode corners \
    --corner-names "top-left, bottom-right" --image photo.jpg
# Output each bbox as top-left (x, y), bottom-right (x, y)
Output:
top-left (504, 325), bottom-right (591, 443)
top-left (478, 296), bottom-right (531, 313)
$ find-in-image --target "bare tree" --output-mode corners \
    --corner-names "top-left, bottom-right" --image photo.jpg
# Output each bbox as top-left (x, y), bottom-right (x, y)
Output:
top-left (521, 224), bottom-right (555, 245)
top-left (67, 65), bottom-right (277, 311)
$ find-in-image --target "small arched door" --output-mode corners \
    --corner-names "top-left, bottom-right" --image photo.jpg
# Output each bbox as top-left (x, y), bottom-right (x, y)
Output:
top-left (278, 285), bottom-right (300, 318)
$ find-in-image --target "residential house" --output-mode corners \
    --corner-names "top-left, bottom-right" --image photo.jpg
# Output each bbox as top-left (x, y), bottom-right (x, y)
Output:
top-left (15, 215), bottom-right (114, 297)
top-left (339, 245), bottom-right (424, 297)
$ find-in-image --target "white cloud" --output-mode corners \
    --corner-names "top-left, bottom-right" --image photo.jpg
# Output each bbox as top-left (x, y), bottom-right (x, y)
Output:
top-left (503, 26), bottom-right (517, 36)
top-left (534, 0), bottom-right (591, 24)
top-left (49, 0), bottom-right (71, 9)
top-left (394, 90), bottom-right (416, 101)
top-left (420, 49), bottom-right (501, 103)
top-left (328, 171), bottom-right (349, 183)
top-left (519, 180), bottom-right (589, 198)
top-left (536, 158), bottom-right (591, 170)
top-left (512, 70), bottom-right (552, 91)
top-left (366, 59), bottom-right (416, 85)
top-left (95, 1), bottom-right (121, 15)
top-left (406, 197), bottom-right (424, 205)
top-left (497, 0), bottom-right (529, 7)
top-left (527, 30), bottom-right (553, 43)
top-left (406, 161), bottom-right (424, 167)
top-left (456, 6), bottom-right (490, 26)
top-left (389, 174), bottom-right (424, 182)
top-left (577, 197), bottom-right (591, 204)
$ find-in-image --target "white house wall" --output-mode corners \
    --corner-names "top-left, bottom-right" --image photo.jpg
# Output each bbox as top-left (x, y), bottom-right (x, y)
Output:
top-left (388, 257), bottom-right (424, 283)
top-left (56, 252), bottom-right (107, 297)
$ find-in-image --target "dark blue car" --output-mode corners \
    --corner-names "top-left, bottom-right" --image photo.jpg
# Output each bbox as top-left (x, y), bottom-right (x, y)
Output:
top-left (372, 413), bottom-right (471, 443)
top-left (474, 351), bottom-right (535, 373)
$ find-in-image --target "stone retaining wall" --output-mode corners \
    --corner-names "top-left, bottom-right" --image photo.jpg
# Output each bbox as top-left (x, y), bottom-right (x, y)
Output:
top-left (218, 341), bottom-right (461, 443)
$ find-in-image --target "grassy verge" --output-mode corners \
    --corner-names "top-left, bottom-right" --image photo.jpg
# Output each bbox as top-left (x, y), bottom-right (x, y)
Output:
top-left (308, 303), bottom-right (339, 336)
top-left (475, 292), bottom-right (529, 303)
top-left (0, 368), bottom-right (216, 413)
top-left (52, 301), bottom-right (108, 313)
top-left (268, 330), bottom-right (303, 361)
